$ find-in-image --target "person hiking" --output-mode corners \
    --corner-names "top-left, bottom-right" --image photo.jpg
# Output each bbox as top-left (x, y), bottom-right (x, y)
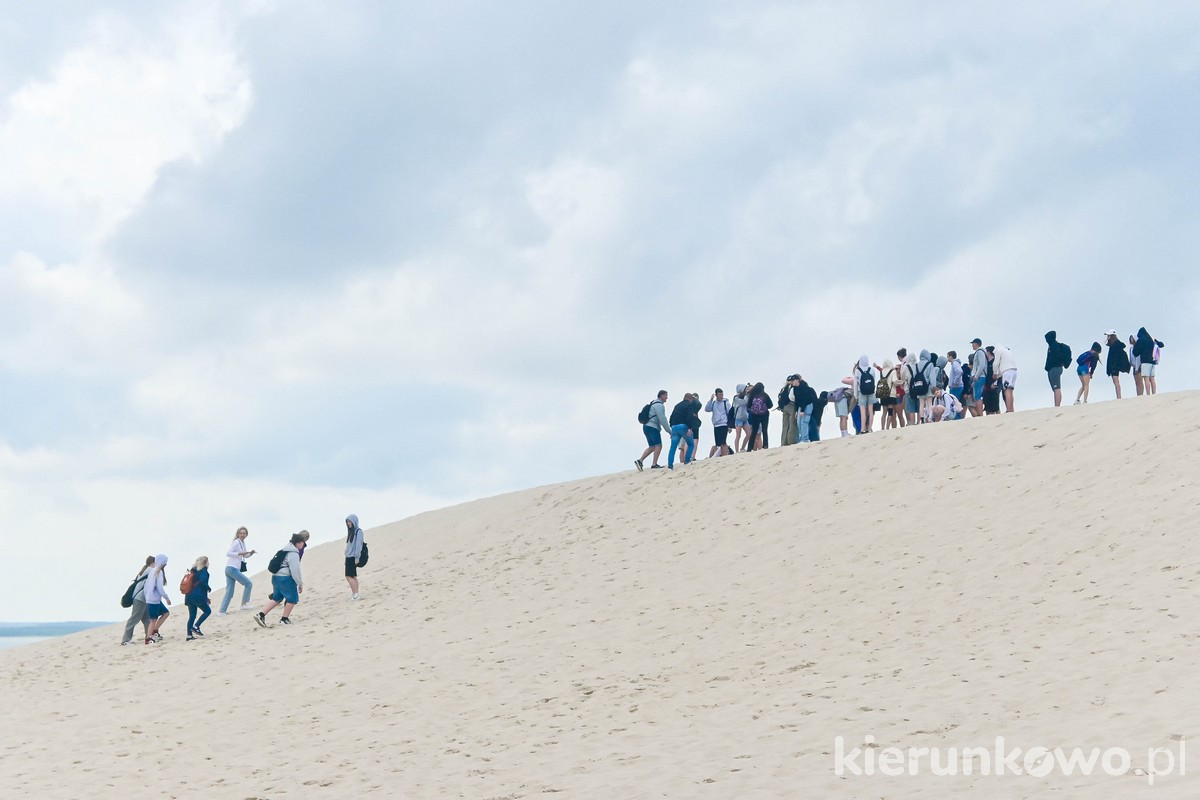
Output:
top-left (731, 384), bottom-right (751, 453)
top-left (1074, 342), bottom-right (1102, 404)
top-left (809, 390), bottom-right (828, 442)
top-left (704, 388), bottom-right (733, 457)
top-left (1044, 331), bottom-right (1071, 407)
top-left (1103, 329), bottom-right (1130, 399)
top-left (946, 351), bottom-right (964, 410)
top-left (121, 556), bottom-right (155, 646)
top-left (982, 347), bottom-right (1001, 415)
top-left (218, 526), bottom-right (256, 615)
top-left (793, 375), bottom-right (817, 443)
top-left (635, 390), bottom-right (670, 471)
top-left (143, 554), bottom-right (172, 644)
top-left (345, 513), bottom-right (365, 600)
top-left (745, 382), bottom-right (773, 450)
top-left (1128, 334), bottom-right (1145, 396)
top-left (853, 356), bottom-right (876, 433)
top-left (778, 375), bottom-right (799, 446)
top-left (255, 533), bottom-right (306, 627)
top-left (969, 338), bottom-right (988, 417)
top-left (184, 556), bottom-right (212, 640)
top-left (876, 359), bottom-right (899, 430)
top-left (992, 344), bottom-right (1018, 412)
top-left (667, 395), bottom-right (697, 469)
top-left (1133, 327), bottom-right (1163, 395)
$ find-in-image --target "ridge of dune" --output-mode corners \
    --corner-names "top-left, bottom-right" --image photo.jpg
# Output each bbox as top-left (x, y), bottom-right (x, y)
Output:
top-left (2, 393), bottom-right (1198, 798)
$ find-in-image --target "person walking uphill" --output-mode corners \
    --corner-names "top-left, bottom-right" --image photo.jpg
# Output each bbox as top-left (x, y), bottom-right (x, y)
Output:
top-left (121, 556), bottom-right (155, 645)
top-left (219, 526), bottom-right (256, 614)
top-left (1044, 331), bottom-right (1072, 407)
top-left (183, 557), bottom-right (212, 640)
top-left (667, 394), bottom-right (698, 469)
top-left (345, 514), bottom-right (365, 600)
top-left (143, 554), bottom-right (172, 644)
top-left (635, 390), bottom-right (670, 471)
top-left (255, 534), bottom-right (306, 627)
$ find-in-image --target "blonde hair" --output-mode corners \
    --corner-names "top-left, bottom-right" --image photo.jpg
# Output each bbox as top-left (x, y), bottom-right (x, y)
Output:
top-left (194, 556), bottom-right (209, 569)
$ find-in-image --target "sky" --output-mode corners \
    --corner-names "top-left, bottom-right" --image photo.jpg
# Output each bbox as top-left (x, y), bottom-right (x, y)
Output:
top-left (1, 1), bottom-right (1198, 621)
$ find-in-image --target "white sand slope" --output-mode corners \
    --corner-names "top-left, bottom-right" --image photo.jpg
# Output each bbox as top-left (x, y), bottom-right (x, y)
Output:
top-left (2, 392), bottom-right (1199, 798)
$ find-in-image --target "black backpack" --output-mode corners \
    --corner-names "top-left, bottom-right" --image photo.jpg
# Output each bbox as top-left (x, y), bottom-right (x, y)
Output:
top-left (637, 403), bottom-right (652, 425)
top-left (778, 387), bottom-right (791, 408)
top-left (120, 574), bottom-right (146, 609)
top-left (909, 364), bottom-right (930, 397)
top-left (858, 367), bottom-right (876, 396)
top-left (357, 541), bottom-right (369, 568)
top-left (1058, 342), bottom-right (1072, 369)
top-left (267, 549), bottom-right (289, 574)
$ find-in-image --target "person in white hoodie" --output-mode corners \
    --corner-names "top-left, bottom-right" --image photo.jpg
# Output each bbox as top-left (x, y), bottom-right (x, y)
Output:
top-left (345, 514), bottom-right (365, 600)
top-left (143, 554), bottom-right (172, 644)
top-left (121, 556), bottom-right (155, 646)
top-left (255, 533), bottom-right (305, 627)
top-left (992, 344), bottom-right (1018, 412)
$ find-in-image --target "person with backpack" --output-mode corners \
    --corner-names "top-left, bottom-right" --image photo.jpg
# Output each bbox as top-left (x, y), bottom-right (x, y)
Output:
top-left (704, 388), bottom-right (733, 457)
top-left (793, 375), bottom-right (817, 443)
top-left (183, 556), bottom-right (212, 641)
top-left (255, 533), bottom-right (306, 627)
top-left (1044, 331), bottom-right (1072, 407)
top-left (983, 347), bottom-right (1002, 415)
top-left (946, 351), bottom-right (964, 411)
top-left (1103, 329), bottom-right (1130, 399)
top-left (925, 386), bottom-right (964, 422)
top-left (829, 383), bottom-right (852, 437)
top-left (1133, 326), bottom-right (1163, 395)
top-left (635, 390), bottom-right (670, 471)
top-left (143, 554), bottom-right (172, 644)
top-left (969, 338), bottom-right (988, 417)
top-left (853, 356), bottom-right (876, 433)
top-left (875, 359), bottom-right (898, 430)
top-left (778, 376), bottom-right (799, 446)
top-left (345, 513), bottom-right (365, 601)
top-left (732, 384), bottom-right (751, 452)
top-left (745, 382), bottom-right (773, 450)
top-left (218, 526), bottom-right (256, 615)
top-left (902, 351), bottom-right (925, 424)
top-left (1074, 342), bottom-right (1102, 404)
top-left (121, 556), bottom-right (155, 646)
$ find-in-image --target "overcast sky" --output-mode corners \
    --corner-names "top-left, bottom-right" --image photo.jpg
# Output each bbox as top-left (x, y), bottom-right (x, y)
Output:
top-left (2, 1), bottom-right (1197, 621)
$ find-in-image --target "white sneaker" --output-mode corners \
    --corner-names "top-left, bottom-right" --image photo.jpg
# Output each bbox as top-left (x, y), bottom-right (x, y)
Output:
top-left (216, 611), bottom-right (228, 616)
top-left (351, 594), bottom-right (361, 601)
top-left (240, 603), bottom-right (254, 611)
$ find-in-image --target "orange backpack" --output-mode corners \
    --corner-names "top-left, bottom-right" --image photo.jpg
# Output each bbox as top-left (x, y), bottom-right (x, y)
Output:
top-left (179, 568), bottom-right (195, 594)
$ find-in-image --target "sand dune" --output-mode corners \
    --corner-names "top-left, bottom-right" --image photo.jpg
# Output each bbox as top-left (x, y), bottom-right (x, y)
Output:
top-left (2, 392), bottom-right (1198, 798)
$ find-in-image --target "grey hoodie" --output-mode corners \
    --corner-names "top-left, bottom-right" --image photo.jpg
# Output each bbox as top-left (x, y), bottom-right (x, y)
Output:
top-left (276, 542), bottom-right (303, 587)
top-left (647, 399), bottom-right (670, 432)
top-left (345, 514), bottom-right (365, 559)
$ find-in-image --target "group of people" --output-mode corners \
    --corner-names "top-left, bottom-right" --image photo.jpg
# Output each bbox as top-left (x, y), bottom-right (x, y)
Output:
top-left (120, 514), bottom-right (368, 645)
top-left (634, 327), bottom-right (1164, 470)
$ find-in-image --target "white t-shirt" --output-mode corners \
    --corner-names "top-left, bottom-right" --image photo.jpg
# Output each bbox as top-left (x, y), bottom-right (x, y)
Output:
top-left (226, 538), bottom-right (247, 569)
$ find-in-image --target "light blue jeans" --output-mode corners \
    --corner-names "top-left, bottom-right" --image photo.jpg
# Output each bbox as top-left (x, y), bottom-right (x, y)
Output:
top-left (668, 424), bottom-right (694, 469)
top-left (797, 404), bottom-right (814, 442)
top-left (220, 565), bottom-right (253, 613)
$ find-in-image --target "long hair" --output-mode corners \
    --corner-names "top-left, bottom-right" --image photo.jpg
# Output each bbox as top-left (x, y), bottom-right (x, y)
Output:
top-left (137, 555), bottom-right (154, 577)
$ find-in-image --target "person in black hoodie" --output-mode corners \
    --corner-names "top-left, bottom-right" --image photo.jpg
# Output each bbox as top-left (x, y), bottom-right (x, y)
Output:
top-left (668, 394), bottom-right (702, 467)
top-left (1133, 326), bottom-right (1164, 395)
top-left (793, 376), bottom-right (818, 443)
top-left (745, 382), bottom-right (773, 450)
top-left (1044, 331), bottom-right (1072, 407)
top-left (809, 391), bottom-right (828, 442)
top-left (1103, 330), bottom-right (1130, 399)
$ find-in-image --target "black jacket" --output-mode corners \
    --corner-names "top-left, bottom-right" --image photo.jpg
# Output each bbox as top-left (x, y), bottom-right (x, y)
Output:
top-left (1105, 340), bottom-right (1130, 375)
top-left (1044, 331), bottom-right (1071, 371)
top-left (793, 381), bottom-right (818, 409)
top-left (1133, 327), bottom-right (1160, 364)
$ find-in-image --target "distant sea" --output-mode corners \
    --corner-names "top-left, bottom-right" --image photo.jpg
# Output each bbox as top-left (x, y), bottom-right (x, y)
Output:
top-left (0, 621), bottom-right (111, 651)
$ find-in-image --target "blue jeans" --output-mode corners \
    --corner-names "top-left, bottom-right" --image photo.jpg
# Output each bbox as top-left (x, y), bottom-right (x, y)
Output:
top-left (797, 404), bottom-right (814, 442)
top-left (668, 424), bottom-right (694, 468)
top-left (186, 600), bottom-right (211, 633)
top-left (220, 565), bottom-right (253, 613)
top-left (949, 387), bottom-right (964, 419)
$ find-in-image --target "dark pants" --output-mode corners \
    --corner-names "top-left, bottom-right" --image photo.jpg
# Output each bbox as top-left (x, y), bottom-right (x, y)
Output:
top-left (809, 416), bottom-right (821, 442)
top-left (187, 600), bottom-right (211, 634)
top-left (748, 413), bottom-right (770, 448)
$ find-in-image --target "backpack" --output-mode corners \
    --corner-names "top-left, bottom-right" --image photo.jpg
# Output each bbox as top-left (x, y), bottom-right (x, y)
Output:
top-left (909, 364), bottom-right (930, 397)
top-left (179, 568), bottom-right (195, 595)
top-left (858, 367), bottom-right (876, 396)
top-left (120, 574), bottom-right (145, 609)
top-left (357, 541), bottom-right (369, 568)
top-left (637, 403), bottom-right (652, 425)
top-left (777, 387), bottom-right (791, 408)
top-left (750, 395), bottom-right (768, 415)
top-left (937, 366), bottom-right (948, 390)
top-left (267, 549), bottom-right (289, 574)
top-left (876, 370), bottom-right (892, 399)
top-left (1058, 342), bottom-right (1072, 369)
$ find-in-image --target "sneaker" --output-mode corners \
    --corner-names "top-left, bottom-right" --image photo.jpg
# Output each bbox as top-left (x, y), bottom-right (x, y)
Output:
top-left (216, 611), bottom-right (228, 616)
top-left (240, 603), bottom-right (254, 611)
top-left (193, 628), bottom-right (204, 637)
top-left (650, 464), bottom-right (664, 469)
top-left (254, 612), bottom-right (267, 628)
top-left (121, 640), bottom-right (131, 646)
top-left (351, 594), bottom-right (361, 601)
top-left (279, 616), bottom-right (292, 625)
top-left (634, 459), bottom-right (643, 472)
top-left (186, 634), bottom-right (195, 641)
top-left (151, 632), bottom-right (162, 642)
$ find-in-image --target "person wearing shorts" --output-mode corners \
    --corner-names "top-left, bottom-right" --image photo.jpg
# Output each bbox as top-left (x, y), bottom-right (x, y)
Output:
top-left (255, 534), bottom-right (305, 627)
top-left (636, 391), bottom-right (670, 471)
top-left (143, 554), bottom-right (172, 644)
top-left (853, 356), bottom-right (876, 433)
top-left (969, 338), bottom-right (987, 417)
top-left (1133, 326), bottom-right (1163, 395)
top-left (704, 389), bottom-right (733, 457)
top-left (345, 513), bottom-right (365, 600)
top-left (992, 344), bottom-right (1018, 412)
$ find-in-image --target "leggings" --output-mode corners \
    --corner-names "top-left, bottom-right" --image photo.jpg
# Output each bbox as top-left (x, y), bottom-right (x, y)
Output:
top-left (748, 412), bottom-right (770, 448)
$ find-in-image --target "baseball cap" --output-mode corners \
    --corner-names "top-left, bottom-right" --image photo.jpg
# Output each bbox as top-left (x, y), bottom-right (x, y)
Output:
top-left (970, 337), bottom-right (982, 345)
top-left (1103, 329), bottom-right (1116, 336)
top-left (786, 374), bottom-right (799, 381)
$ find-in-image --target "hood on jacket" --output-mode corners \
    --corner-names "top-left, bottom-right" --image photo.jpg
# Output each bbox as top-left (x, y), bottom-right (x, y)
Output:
top-left (882, 358), bottom-right (894, 371)
top-left (154, 554), bottom-right (168, 569)
top-left (919, 349), bottom-right (931, 366)
top-left (936, 355), bottom-right (948, 369)
top-left (1045, 330), bottom-right (1058, 344)
top-left (346, 513), bottom-right (360, 529)
top-left (858, 355), bottom-right (870, 371)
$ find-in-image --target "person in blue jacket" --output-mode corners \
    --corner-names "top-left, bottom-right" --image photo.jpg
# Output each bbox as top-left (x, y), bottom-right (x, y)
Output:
top-left (184, 556), bottom-right (212, 640)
